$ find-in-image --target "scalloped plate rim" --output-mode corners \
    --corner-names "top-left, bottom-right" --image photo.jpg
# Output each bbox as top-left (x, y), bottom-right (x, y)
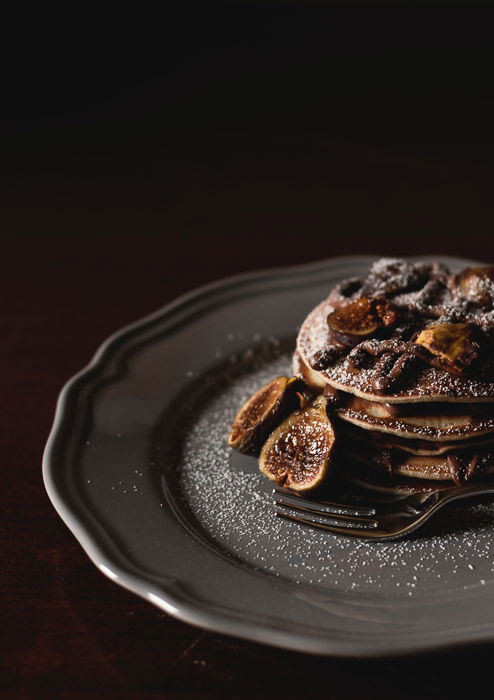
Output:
top-left (43, 253), bottom-right (494, 658)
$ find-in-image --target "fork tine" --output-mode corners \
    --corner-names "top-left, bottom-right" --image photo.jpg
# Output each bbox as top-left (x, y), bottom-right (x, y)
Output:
top-left (273, 486), bottom-right (376, 517)
top-left (276, 508), bottom-right (379, 532)
top-left (274, 497), bottom-right (379, 529)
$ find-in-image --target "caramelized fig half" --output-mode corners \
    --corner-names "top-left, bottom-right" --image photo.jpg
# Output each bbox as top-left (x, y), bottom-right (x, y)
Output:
top-left (228, 376), bottom-right (304, 455)
top-left (456, 266), bottom-right (494, 306)
top-left (258, 395), bottom-right (336, 491)
top-left (327, 297), bottom-right (398, 347)
top-left (414, 322), bottom-right (482, 374)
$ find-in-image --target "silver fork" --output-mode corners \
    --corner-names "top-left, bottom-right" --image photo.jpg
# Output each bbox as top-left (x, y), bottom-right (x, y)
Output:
top-left (274, 480), bottom-right (494, 541)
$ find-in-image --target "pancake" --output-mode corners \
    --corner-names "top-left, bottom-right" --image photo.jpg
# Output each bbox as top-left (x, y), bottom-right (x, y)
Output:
top-left (337, 421), bottom-right (494, 456)
top-left (345, 443), bottom-right (494, 484)
top-left (346, 470), bottom-right (442, 495)
top-left (342, 460), bottom-right (455, 495)
top-left (292, 349), bottom-right (327, 391)
top-left (336, 394), bottom-right (494, 441)
top-left (340, 394), bottom-right (494, 421)
top-left (295, 348), bottom-right (494, 439)
top-left (296, 299), bottom-right (494, 403)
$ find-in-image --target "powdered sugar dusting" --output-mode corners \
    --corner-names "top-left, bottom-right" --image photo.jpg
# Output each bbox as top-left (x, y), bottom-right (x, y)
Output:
top-left (173, 349), bottom-right (494, 594)
top-left (338, 408), bottom-right (494, 439)
top-left (297, 299), bottom-right (494, 400)
top-left (298, 258), bottom-right (494, 401)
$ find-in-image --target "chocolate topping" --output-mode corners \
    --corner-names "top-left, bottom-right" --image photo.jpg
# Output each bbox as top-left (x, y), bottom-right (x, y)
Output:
top-left (374, 353), bottom-right (421, 394)
top-left (376, 448), bottom-right (395, 476)
top-left (310, 346), bottom-right (344, 370)
top-left (371, 352), bottom-right (399, 394)
top-left (360, 259), bottom-right (449, 299)
top-left (446, 452), bottom-right (482, 485)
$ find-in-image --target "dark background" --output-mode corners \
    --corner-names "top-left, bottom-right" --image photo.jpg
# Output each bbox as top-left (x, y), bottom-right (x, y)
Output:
top-left (4, 4), bottom-right (494, 697)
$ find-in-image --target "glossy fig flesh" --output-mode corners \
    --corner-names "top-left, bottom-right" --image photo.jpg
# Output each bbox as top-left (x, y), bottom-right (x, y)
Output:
top-left (258, 395), bottom-right (336, 491)
top-left (414, 322), bottom-right (481, 374)
top-left (327, 297), bottom-right (398, 347)
top-left (228, 376), bottom-right (304, 455)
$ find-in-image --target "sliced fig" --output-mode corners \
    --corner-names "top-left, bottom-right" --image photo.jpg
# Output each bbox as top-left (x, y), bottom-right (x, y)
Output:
top-left (414, 322), bottom-right (482, 374)
top-left (328, 297), bottom-right (379, 346)
top-left (456, 266), bottom-right (494, 306)
top-left (327, 297), bottom-right (398, 347)
top-left (258, 395), bottom-right (336, 491)
top-left (227, 376), bottom-right (304, 455)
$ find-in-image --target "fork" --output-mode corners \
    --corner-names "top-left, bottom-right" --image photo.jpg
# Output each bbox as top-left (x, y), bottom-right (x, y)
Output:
top-left (274, 480), bottom-right (494, 541)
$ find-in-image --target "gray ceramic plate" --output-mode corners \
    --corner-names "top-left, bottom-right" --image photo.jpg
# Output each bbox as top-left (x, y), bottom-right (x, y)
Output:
top-left (43, 255), bottom-right (494, 657)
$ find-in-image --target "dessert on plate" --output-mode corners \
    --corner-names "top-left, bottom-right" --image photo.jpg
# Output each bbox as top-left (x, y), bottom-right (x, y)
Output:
top-left (228, 258), bottom-right (494, 494)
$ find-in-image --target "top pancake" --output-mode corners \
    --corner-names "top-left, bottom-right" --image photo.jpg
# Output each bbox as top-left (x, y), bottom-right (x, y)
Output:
top-left (295, 258), bottom-right (494, 404)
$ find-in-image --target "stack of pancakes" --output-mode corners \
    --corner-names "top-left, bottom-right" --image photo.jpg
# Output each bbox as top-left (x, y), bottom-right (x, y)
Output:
top-left (293, 258), bottom-right (494, 491)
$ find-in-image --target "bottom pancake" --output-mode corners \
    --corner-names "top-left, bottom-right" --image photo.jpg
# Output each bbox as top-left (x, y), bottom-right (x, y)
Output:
top-left (341, 461), bottom-right (445, 495)
top-left (342, 440), bottom-right (494, 486)
top-left (340, 453), bottom-right (494, 495)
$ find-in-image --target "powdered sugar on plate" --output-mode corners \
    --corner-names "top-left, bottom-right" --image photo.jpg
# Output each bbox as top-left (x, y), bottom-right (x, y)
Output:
top-left (173, 348), bottom-right (494, 595)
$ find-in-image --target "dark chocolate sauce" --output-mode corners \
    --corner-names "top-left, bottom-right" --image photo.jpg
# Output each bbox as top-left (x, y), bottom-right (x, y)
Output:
top-left (446, 452), bottom-right (481, 484)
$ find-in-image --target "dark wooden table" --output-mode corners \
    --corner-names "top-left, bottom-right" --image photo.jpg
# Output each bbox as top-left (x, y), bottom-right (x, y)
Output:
top-left (3, 8), bottom-right (494, 697)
